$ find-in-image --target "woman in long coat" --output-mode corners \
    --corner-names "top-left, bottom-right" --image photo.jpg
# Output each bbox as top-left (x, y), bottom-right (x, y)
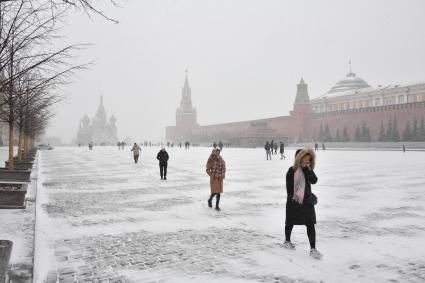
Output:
top-left (284, 148), bottom-right (322, 259)
top-left (206, 148), bottom-right (226, 211)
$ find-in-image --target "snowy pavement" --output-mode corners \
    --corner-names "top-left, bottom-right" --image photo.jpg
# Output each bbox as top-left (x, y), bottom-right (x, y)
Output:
top-left (32, 146), bottom-right (425, 282)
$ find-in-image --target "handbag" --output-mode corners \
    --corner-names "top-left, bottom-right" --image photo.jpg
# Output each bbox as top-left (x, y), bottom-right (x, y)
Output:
top-left (309, 193), bottom-right (318, 205)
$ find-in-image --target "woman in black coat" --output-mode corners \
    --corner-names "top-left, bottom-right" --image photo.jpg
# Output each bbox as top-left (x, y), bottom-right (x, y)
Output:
top-left (284, 148), bottom-right (322, 259)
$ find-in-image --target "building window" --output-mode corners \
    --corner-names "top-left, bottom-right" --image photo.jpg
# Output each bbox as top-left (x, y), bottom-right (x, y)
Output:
top-left (417, 95), bottom-right (422, 102)
top-left (375, 98), bottom-right (381, 106)
top-left (398, 95), bottom-right (404, 104)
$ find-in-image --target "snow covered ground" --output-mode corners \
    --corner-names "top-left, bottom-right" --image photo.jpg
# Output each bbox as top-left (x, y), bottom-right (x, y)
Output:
top-left (31, 146), bottom-right (425, 282)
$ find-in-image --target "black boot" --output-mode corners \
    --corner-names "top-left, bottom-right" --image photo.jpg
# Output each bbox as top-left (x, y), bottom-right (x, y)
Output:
top-left (215, 195), bottom-right (221, 211)
top-left (208, 199), bottom-right (212, 208)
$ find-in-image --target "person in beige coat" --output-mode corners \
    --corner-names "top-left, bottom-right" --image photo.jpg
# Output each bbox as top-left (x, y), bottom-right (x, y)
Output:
top-left (206, 148), bottom-right (226, 211)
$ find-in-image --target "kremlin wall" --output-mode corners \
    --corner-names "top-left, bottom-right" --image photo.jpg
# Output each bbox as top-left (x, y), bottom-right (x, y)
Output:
top-left (166, 69), bottom-right (425, 147)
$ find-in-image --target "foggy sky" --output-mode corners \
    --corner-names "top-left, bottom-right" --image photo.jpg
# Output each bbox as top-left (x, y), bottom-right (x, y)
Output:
top-left (47, 0), bottom-right (425, 143)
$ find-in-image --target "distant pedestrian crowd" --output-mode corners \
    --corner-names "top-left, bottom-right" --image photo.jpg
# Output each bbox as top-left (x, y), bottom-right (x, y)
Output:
top-left (264, 140), bottom-right (286, 160)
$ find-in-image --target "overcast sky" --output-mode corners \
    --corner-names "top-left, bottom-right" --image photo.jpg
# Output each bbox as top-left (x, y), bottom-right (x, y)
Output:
top-left (47, 0), bottom-right (425, 143)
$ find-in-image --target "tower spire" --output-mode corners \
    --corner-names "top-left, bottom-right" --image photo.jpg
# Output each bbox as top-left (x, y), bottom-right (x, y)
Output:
top-left (182, 70), bottom-right (191, 97)
top-left (179, 70), bottom-right (194, 111)
top-left (294, 77), bottom-right (310, 104)
top-left (347, 60), bottom-right (355, 77)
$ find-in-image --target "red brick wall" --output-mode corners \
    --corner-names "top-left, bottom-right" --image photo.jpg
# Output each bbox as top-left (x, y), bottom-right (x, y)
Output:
top-left (305, 102), bottom-right (425, 141)
top-left (168, 102), bottom-right (425, 143)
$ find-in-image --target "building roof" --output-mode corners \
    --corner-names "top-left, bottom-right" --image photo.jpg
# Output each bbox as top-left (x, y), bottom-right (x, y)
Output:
top-left (327, 71), bottom-right (371, 95)
top-left (311, 81), bottom-right (425, 102)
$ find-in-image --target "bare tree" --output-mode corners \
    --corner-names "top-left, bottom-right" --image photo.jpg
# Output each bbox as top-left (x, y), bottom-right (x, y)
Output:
top-left (0, 0), bottom-right (121, 23)
top-left (53, 0), bottom-right (120, 23)
top-left (0, 0), bottom-right (85, 169)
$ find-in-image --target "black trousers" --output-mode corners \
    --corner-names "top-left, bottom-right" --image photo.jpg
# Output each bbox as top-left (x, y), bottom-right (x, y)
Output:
top-left (160, 164), bottom-right (167, 178)
top-left (134, 154), bottom-right (139, 163)
top-left (285, 223), bottom-right (316, 249)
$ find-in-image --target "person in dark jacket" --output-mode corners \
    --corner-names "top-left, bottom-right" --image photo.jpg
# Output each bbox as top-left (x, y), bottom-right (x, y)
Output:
top-left (265, 141), bottom-right (272, 160)
top-left (283, 148), bottom-right (322, 259)
top-left (280, 142), bottom-right (285, 159)
top-left (157, 147), bottom-right (169, 180)
top-left (273, 142), bottom-right (278, 154)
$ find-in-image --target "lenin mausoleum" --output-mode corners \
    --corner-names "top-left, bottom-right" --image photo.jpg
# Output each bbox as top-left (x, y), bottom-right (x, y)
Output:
top-left (166, 69), bottom-right (425, 147)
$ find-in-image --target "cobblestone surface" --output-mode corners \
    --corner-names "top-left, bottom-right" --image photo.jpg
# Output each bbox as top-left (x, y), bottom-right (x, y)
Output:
top-left (37, 147), bottom-right (425, 282)
top-left (46, 228), bottom-right (312, 283)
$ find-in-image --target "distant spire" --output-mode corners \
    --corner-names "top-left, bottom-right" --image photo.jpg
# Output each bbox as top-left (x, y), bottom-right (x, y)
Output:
top-left (347, 60), bottom-right (355, 77)
top-left (182, 70), bottom-right (191, 97)
top-left (295, 78), bottom-right (310, 104)
top-left (184, 70), bottom-right (189, 89)
top-left (179, 70), bottom-right (194, 111)
top-left (94, 95), bottom-right (107, 124)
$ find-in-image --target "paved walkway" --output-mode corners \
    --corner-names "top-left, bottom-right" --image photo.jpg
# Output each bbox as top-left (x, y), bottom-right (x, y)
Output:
top-left (34, 146), bottom-right (425, 283)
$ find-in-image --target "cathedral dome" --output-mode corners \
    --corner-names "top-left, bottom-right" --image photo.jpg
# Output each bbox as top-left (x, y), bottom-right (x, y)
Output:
top-left (327, 71), bottom-right (370, 95)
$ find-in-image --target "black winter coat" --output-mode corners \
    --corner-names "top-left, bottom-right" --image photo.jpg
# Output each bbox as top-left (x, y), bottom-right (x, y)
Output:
top-left (157, 151), bottom-right (169, 165)
top-left (285, 166), bottom-right (318, 225)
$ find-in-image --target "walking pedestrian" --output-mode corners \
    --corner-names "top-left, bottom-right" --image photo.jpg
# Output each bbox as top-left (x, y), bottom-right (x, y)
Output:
top-left (402, 144), bottom-right (406, 152)
top-left (88, 142), bottom-right (93, 150)
top-left (131, 143), bottom-right (142, 163)
top-left (265, 141), bottom-right (272, 160)
top-left (157, 147), bottom-right (169, 180)
top-left (206, 148), bottom-right (226, 211)
top-left (273, 142), bottom-right (279, 154)
top-left (280, 142), bottom-right (285, 160)
top-left (283, 149), bottom-right (322, 259)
